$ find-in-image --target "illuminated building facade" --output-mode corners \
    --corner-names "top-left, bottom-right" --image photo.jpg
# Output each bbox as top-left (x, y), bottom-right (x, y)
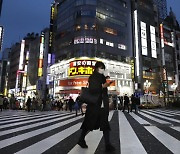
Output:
top-left (159, 9), bottom-right (180, 101)
top-left (0, 48), bottom-right (10, 95)
top-left (49, 57), bottom-right (133, 97)
top-left (54, 0), bottom-right (133, 61)
top-left (132, 0), bottom-right (161, 94)
top-left (49, 0), bottom-right (133, 96)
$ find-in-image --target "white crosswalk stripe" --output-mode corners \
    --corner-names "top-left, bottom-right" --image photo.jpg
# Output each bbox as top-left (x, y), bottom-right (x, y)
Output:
top-left (144, 126), bottom-right (180, 154)
top-left (139, 111), bottom-right (171, 124)
top-left (0, 109), bottom-right (179, 154)
top-left (142, 110), bottom-right (180, 123)
top-left (119, 111), bottom-right (147, 154)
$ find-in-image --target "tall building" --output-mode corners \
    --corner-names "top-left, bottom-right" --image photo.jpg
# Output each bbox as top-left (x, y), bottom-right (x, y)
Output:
top-left (159, 8), bottom-right (180, 102)
top-left (54, 0), bottom-right (133, 61)
top-left (132, 0), bottom-right (161, 94)
top-left (153, 0), bottom-right (167, 19)
top-left (0, 48), bottom-right (10, 95)
top-left (49, 0), bottom-right (134, 96)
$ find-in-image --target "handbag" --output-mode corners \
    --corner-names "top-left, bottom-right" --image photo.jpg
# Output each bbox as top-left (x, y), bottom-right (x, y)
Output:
top-left (80, 87), bottom-right (100, 104)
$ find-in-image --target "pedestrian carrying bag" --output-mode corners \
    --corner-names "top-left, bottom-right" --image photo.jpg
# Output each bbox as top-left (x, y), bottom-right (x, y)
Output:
top-left (80, 87), bottom-right (99, 104)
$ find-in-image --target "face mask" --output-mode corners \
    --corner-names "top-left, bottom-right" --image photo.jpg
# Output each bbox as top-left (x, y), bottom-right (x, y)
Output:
top-left (98, 68), bottom-right (105, 74)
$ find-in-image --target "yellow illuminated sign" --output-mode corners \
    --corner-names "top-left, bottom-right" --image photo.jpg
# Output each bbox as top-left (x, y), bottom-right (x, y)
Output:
top-left (68, 59), bottom-right (97, 77)
top-left (51, 6), bottom-right (55, 20)
top-left (68, 66), bottom-right (94, 76)
top-left (131, 60), bottom-right (134, 79)
top-left (38, 68), bottom-right (43, 77)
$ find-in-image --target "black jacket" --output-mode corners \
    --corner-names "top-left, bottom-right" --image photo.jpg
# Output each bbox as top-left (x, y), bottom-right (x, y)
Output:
top-left (80, 71), bottom-right (110, 131)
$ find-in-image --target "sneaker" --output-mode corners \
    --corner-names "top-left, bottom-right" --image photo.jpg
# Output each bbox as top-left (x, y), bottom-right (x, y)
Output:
top-left (77, 140), bottom-right (88, 148)
top-left (105, 144), bottom-right (115, 152)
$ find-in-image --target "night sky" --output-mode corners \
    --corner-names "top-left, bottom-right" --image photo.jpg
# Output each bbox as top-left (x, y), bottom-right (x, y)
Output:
top-left (0, 0), bottom-right (179, 53)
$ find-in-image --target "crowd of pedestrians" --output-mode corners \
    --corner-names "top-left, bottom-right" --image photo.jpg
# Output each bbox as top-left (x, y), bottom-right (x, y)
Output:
top-left (0, 93), bottom-right (141, 114)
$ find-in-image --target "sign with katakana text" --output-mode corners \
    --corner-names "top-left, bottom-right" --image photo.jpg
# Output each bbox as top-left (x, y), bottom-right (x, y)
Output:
top-left (68, 59), bottom-right (97, 77)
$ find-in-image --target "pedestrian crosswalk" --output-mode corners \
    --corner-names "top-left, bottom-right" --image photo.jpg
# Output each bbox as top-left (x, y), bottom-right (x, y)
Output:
top-left (0, 109), bottom-right (180, 154)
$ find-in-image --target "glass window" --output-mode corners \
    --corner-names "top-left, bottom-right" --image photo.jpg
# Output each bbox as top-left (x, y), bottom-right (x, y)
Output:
top-left (100, 39), bottom-right (104, 44)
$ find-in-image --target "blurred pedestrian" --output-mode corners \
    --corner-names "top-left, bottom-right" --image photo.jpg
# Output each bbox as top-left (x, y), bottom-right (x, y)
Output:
top-left (130, 94), bottom-right (137, 113)
top-left (136, 96), bottom-right (141, 112)
top-left (26, 96), bottom-right (31, 112)
top-left (74, 101), bottom-right (79, 116)
top-left (42, 99), bottom-right (46, 111)
top-left (76, 93), bottom-right (84, 115)
top-left (3, 97), bottom-right (9, 110)
top-left (68, 96), bottom-right (74, 112)
top-left (77, 61), bottom-right (115, 152)
top-left (10, 94), bottom-right (15, 109)
top-left (122, 94), bottom-right (129, 113)
top-left (32, 97), bottom-right (37, 112)
top-left (0, 95), bottom-right (3, 111)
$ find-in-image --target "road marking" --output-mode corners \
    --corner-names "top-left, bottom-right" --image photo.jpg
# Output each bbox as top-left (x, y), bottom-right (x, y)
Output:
top-left (0, 116), bottom-right (83, 149)
top-left (0, 113), bottom-right (73, 136)
top-left (130, 112), bottom-right (151, 125)
top-left (139, 112), bottom-right (171, 124)
top-left (142, 110), bottom-right (180, 123)
top-left (171, 126), bottom-right (180, 132)
top-left (15, 123), bottom-right (81, 154)
top-left (119, 111), bottom-right (147, 154)
top-left (145, 126), bottom-right (180, 154)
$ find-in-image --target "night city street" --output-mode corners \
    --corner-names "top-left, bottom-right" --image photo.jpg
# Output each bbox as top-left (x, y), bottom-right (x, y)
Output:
top-left (0, 0), bottom-right (180, 153)
top-left (0, 109), bottom-right (180, 154)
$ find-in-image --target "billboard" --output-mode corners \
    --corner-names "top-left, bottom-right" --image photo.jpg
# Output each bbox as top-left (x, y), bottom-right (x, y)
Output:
top-left (38, 33), bottom-right (45, 77)
top-left (18, 40), bottom-right (25, 70)
top-left (140, 21), bottom-right (148, 56)
top-left (150, 25), bottom-right (157, 58)
top-left (68, 59), bottom-right (97, 77)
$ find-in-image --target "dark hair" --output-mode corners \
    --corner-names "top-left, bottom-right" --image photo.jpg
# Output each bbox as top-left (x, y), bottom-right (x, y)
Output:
top-left (94, 61), bottom-right (105, 71)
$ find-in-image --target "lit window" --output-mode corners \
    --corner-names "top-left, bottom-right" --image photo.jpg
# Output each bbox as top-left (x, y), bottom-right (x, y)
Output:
top-left (76, 25), bottom-right (81, 31)
top-left (106, 41), bottom-right (110, 46)
top-left (104, 27), bottom-right (117, 35)
top-left (84, 24), bottom-right (88, 30)
top-left (109, 42), bottom-right (114, 47)
top-left (118, 44), bottom-right (127, 50)
top-left (100, 39), bottom-right (104, 44)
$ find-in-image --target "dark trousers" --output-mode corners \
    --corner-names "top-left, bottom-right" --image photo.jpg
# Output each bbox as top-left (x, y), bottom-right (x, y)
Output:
top-left (123, 104), bottom-right (129, 113)
top-left (79, 129), bottom-right (110, 145)
top-left (0, 105), bottom-right (3, 111)
top-left (131, 104), bottom-right (137, 113)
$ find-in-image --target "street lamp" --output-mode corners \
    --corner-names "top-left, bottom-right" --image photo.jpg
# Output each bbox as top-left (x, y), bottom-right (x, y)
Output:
top-left (144, 80), bottom-right (151, 93)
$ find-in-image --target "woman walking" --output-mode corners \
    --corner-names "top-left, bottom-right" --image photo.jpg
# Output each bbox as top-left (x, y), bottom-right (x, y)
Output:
top-left (77, 61), bottom-right (115, 152)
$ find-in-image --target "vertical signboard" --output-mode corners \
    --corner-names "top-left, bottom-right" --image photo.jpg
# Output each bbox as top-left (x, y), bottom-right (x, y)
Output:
top-left (160, 24), bottom-right (165, 66)
top-left (134, 10), bottom-right (140, 77)
top-left (38, 33), bottom-right (45, 77)
top-left (131, 59), bottom-right (135, 79)
top-left (140, 21), bottom-right (148, 56)
top-left (18, 40), bottom-right (25, 70)
top-left (150, 25), bottom-right (157, 58)
top-left (0, 26), bottom-right (3, 51)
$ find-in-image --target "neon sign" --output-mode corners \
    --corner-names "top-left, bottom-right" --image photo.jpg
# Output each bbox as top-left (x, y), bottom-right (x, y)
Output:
top-left (68, 60), bottom-right (97, 77)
